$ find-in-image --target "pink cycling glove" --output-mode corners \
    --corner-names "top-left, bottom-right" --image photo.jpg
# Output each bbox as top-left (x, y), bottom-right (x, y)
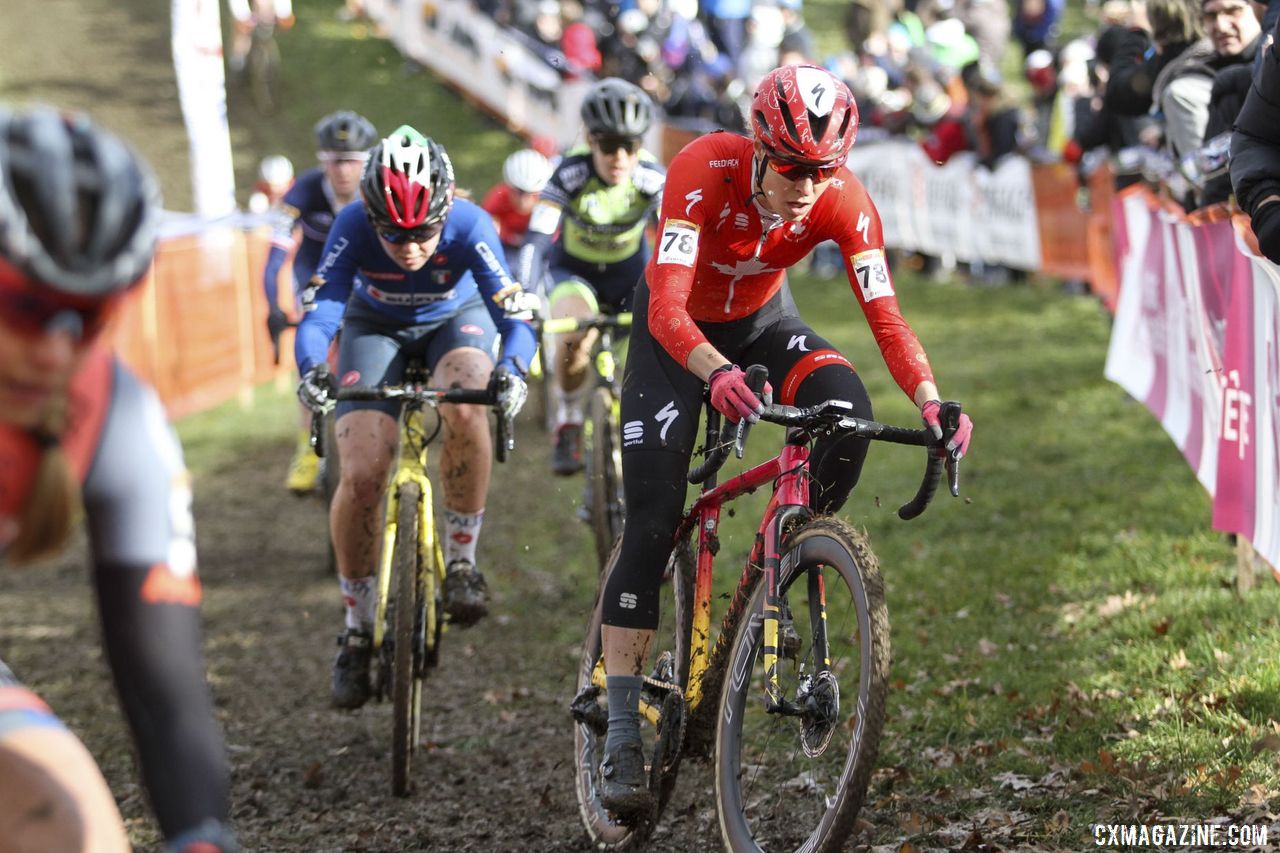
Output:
top-left (708, 364), bottom-right (771, 424)
top-left (921, 399), bottom-right (973, 458)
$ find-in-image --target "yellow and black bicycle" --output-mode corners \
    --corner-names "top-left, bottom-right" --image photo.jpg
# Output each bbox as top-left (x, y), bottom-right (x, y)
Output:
top-left (313, 360), bottom-right (515, 796)
top-left (541, 311), bottom-right (631, 569)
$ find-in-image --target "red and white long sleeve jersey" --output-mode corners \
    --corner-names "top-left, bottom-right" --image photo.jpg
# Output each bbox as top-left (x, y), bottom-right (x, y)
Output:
top-left (645, 131), bottom-right (935, 400)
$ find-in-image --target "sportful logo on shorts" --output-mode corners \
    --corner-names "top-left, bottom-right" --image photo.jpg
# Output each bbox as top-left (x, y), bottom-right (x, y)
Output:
top-left (623, 420), bottom-right (644, 446)
top-left (619, 592), bottom-right (638, 609)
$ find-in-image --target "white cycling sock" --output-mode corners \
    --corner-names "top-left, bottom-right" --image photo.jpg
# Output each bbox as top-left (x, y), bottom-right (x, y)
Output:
top-left (339, 575), bottom-right (377, 632)
top-left (556, 382), bottom-right (590, 427)
top-left (443, 508), bottom-right (484, 567)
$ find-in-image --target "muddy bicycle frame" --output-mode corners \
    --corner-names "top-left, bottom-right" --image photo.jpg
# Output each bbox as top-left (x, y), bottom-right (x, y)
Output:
top-left (592, 366), bottom-right (952, 729)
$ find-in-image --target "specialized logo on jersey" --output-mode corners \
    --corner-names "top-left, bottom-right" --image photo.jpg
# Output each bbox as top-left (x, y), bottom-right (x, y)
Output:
top-left (657, 219), bottom-right (699, 267)
top-left (856, 211), bottom-right (871, 243)
top-left (851, 249), bottom-right (894, 301)
top-left (655, 401), bottom-right (679, 443)
top-left (684, 188), bottom-right (703, 216)
top-left (623, 420), bottom-right (644, 446)
top-left (787, 335), bottom-right (810, 352)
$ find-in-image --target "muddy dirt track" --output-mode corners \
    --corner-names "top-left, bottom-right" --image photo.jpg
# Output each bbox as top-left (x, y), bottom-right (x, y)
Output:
top-left (2, 402), bottom-right (743, 852)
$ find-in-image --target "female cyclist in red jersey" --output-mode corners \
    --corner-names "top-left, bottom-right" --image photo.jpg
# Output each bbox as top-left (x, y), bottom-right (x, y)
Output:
top-left (0, 107), bottom-right (237, 852)
top-left (593, 64), bottom-right (975, 817)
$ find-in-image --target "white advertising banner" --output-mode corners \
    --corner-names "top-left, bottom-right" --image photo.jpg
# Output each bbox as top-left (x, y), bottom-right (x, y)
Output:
top-left (846, 141), bottom-right (1041, 269)
top-left (1106, 189), bottom-right (1280, 573)
top-left (170, 0), bottom-right (237, 218)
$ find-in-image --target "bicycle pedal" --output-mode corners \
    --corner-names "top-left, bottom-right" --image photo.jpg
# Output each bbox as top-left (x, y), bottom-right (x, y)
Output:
top-left (569, 686), bottom-right (608, 737)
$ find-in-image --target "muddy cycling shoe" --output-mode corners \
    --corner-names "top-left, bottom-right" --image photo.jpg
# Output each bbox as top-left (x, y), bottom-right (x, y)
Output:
top-left (599, 742), bottom-right (653, 820)
top-left (551, 422), bottom-right (584, 476)
top-left (331, 629), bottom-right (373, 710)
top-left (443, 560), bottom-right (489, 627)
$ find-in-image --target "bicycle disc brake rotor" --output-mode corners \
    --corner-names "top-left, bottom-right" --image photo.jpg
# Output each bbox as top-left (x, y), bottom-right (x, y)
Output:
top-left (799, 670), bottom-right (840, 757)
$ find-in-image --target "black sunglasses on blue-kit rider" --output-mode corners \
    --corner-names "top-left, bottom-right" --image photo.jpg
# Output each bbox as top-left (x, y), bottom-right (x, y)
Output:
top-left (375, 221), bottom-right (443, 244)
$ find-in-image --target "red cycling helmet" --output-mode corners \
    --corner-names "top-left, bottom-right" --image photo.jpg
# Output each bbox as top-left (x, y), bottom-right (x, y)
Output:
top-left (751, 64), bottom-right (858, 166)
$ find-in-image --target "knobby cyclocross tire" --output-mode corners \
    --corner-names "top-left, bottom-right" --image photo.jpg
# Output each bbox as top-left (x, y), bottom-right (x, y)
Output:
top-left (714, 517), bottom-right (890, 852)
top-left (587, 387), bottom-right (624, 571)
top-left (391, 482), bottom-right (423, 797)
top-left (573, 538), bottom-right (693, 848)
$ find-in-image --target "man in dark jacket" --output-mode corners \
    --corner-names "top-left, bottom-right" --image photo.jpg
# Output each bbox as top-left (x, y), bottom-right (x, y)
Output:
top-left (1230, 16), bottom-right (1280, 263)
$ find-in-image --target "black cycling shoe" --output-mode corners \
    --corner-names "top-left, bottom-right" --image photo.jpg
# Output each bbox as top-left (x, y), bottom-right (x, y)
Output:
top-left (443, 560), bottom-right (489, 627)
top-left (599, 741), bottom-right (653, 820)
top-left (552, 422), bottom-right (584, 476)
top-left (331, 628), bottom-right (373, 710)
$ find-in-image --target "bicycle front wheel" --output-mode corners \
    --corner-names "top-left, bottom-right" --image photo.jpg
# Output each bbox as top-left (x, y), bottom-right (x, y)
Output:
top-left (715, 517), bottom-right (890, 852)
top-left (587, 387), bottom-right (624, 570)
top-left (391, 482), bottom-right (424, 797)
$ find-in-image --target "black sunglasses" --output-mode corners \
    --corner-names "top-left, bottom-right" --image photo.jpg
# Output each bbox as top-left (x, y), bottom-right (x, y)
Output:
top-left (376, 222), bottom-right (441, 244)
top-left (591, 134), bottom-right (641, 155)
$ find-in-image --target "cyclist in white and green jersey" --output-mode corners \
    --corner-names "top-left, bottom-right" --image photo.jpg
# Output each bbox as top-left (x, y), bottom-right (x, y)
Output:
top-left (516, 78), bottom-right (666, 476)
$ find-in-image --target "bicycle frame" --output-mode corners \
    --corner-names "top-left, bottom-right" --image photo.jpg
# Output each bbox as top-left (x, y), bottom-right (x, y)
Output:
top-left (672, 432), bottom-right (815, 715)
top-left (372, 407), bottom-right (443, 657)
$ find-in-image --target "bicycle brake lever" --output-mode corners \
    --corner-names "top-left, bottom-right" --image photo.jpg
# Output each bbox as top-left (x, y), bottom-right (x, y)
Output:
top-left (734, 365), bottom-right (770, 459)
top-left (946, 452), bottom-right (960, 497)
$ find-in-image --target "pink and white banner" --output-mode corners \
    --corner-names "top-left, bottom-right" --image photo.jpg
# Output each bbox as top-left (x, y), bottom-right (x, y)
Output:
top-left (1106, 188), bottom-right (1280, 573)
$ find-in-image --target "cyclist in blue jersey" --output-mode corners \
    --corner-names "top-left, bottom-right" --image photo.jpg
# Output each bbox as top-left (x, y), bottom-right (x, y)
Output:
top-left (0, 106), bottom-right (236, 853)
top-left (263, 110), bottom-right (378, 495)
top-left (294, 126), bottom-right (538, 710)
top-left (516, 78), bottom-right (665, 477)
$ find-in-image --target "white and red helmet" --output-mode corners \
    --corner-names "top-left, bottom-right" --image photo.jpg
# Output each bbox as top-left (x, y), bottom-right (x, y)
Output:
top-left (750, 64), bottom-right (859, 167)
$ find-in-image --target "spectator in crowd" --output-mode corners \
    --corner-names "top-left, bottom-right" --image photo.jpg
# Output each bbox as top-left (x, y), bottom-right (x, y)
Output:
top-left (776, 0), bottom-right (816, 61)
top-left (1072, 23), bottom-right (1161, 189)
top-left (1230, 15), bottom-right (1280, 263)
top-left (963, 61), bottom-right (1026, 169)
top-left (1013, 0), bottom-right (1066, 56)
top-left (703, 0), bottom-right (752, 68)
top-left (955, 0), bottom-right (1012, 67)
top-left (559, 0), bottom-right (603, 79)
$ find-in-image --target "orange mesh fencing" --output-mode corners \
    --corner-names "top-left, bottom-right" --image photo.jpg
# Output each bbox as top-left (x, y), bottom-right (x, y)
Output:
top-left (105, 226), bottom-right (296, 419)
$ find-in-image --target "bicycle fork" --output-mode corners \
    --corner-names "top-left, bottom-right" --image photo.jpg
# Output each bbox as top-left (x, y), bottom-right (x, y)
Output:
top-left (760, 440), bottom-right (833, 719)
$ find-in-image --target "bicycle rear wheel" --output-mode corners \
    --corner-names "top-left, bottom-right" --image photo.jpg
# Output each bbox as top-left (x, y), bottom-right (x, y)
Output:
top-left (391, 482), bottom-right (423, 797)
top-left (587, 387), bottom-right (624, 570)
top-left (572, 538), bottom-right (693, 847)
top-left (714, 517), bottom-right (890, 852)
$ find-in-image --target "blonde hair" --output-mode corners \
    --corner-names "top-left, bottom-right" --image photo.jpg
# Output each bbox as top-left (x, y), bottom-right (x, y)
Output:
top-left (8, 403), bottom-right (79, 564)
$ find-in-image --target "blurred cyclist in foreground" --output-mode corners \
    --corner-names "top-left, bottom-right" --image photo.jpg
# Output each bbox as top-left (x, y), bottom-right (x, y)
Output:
top-left (0, 106), bottom-right (237, 852)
